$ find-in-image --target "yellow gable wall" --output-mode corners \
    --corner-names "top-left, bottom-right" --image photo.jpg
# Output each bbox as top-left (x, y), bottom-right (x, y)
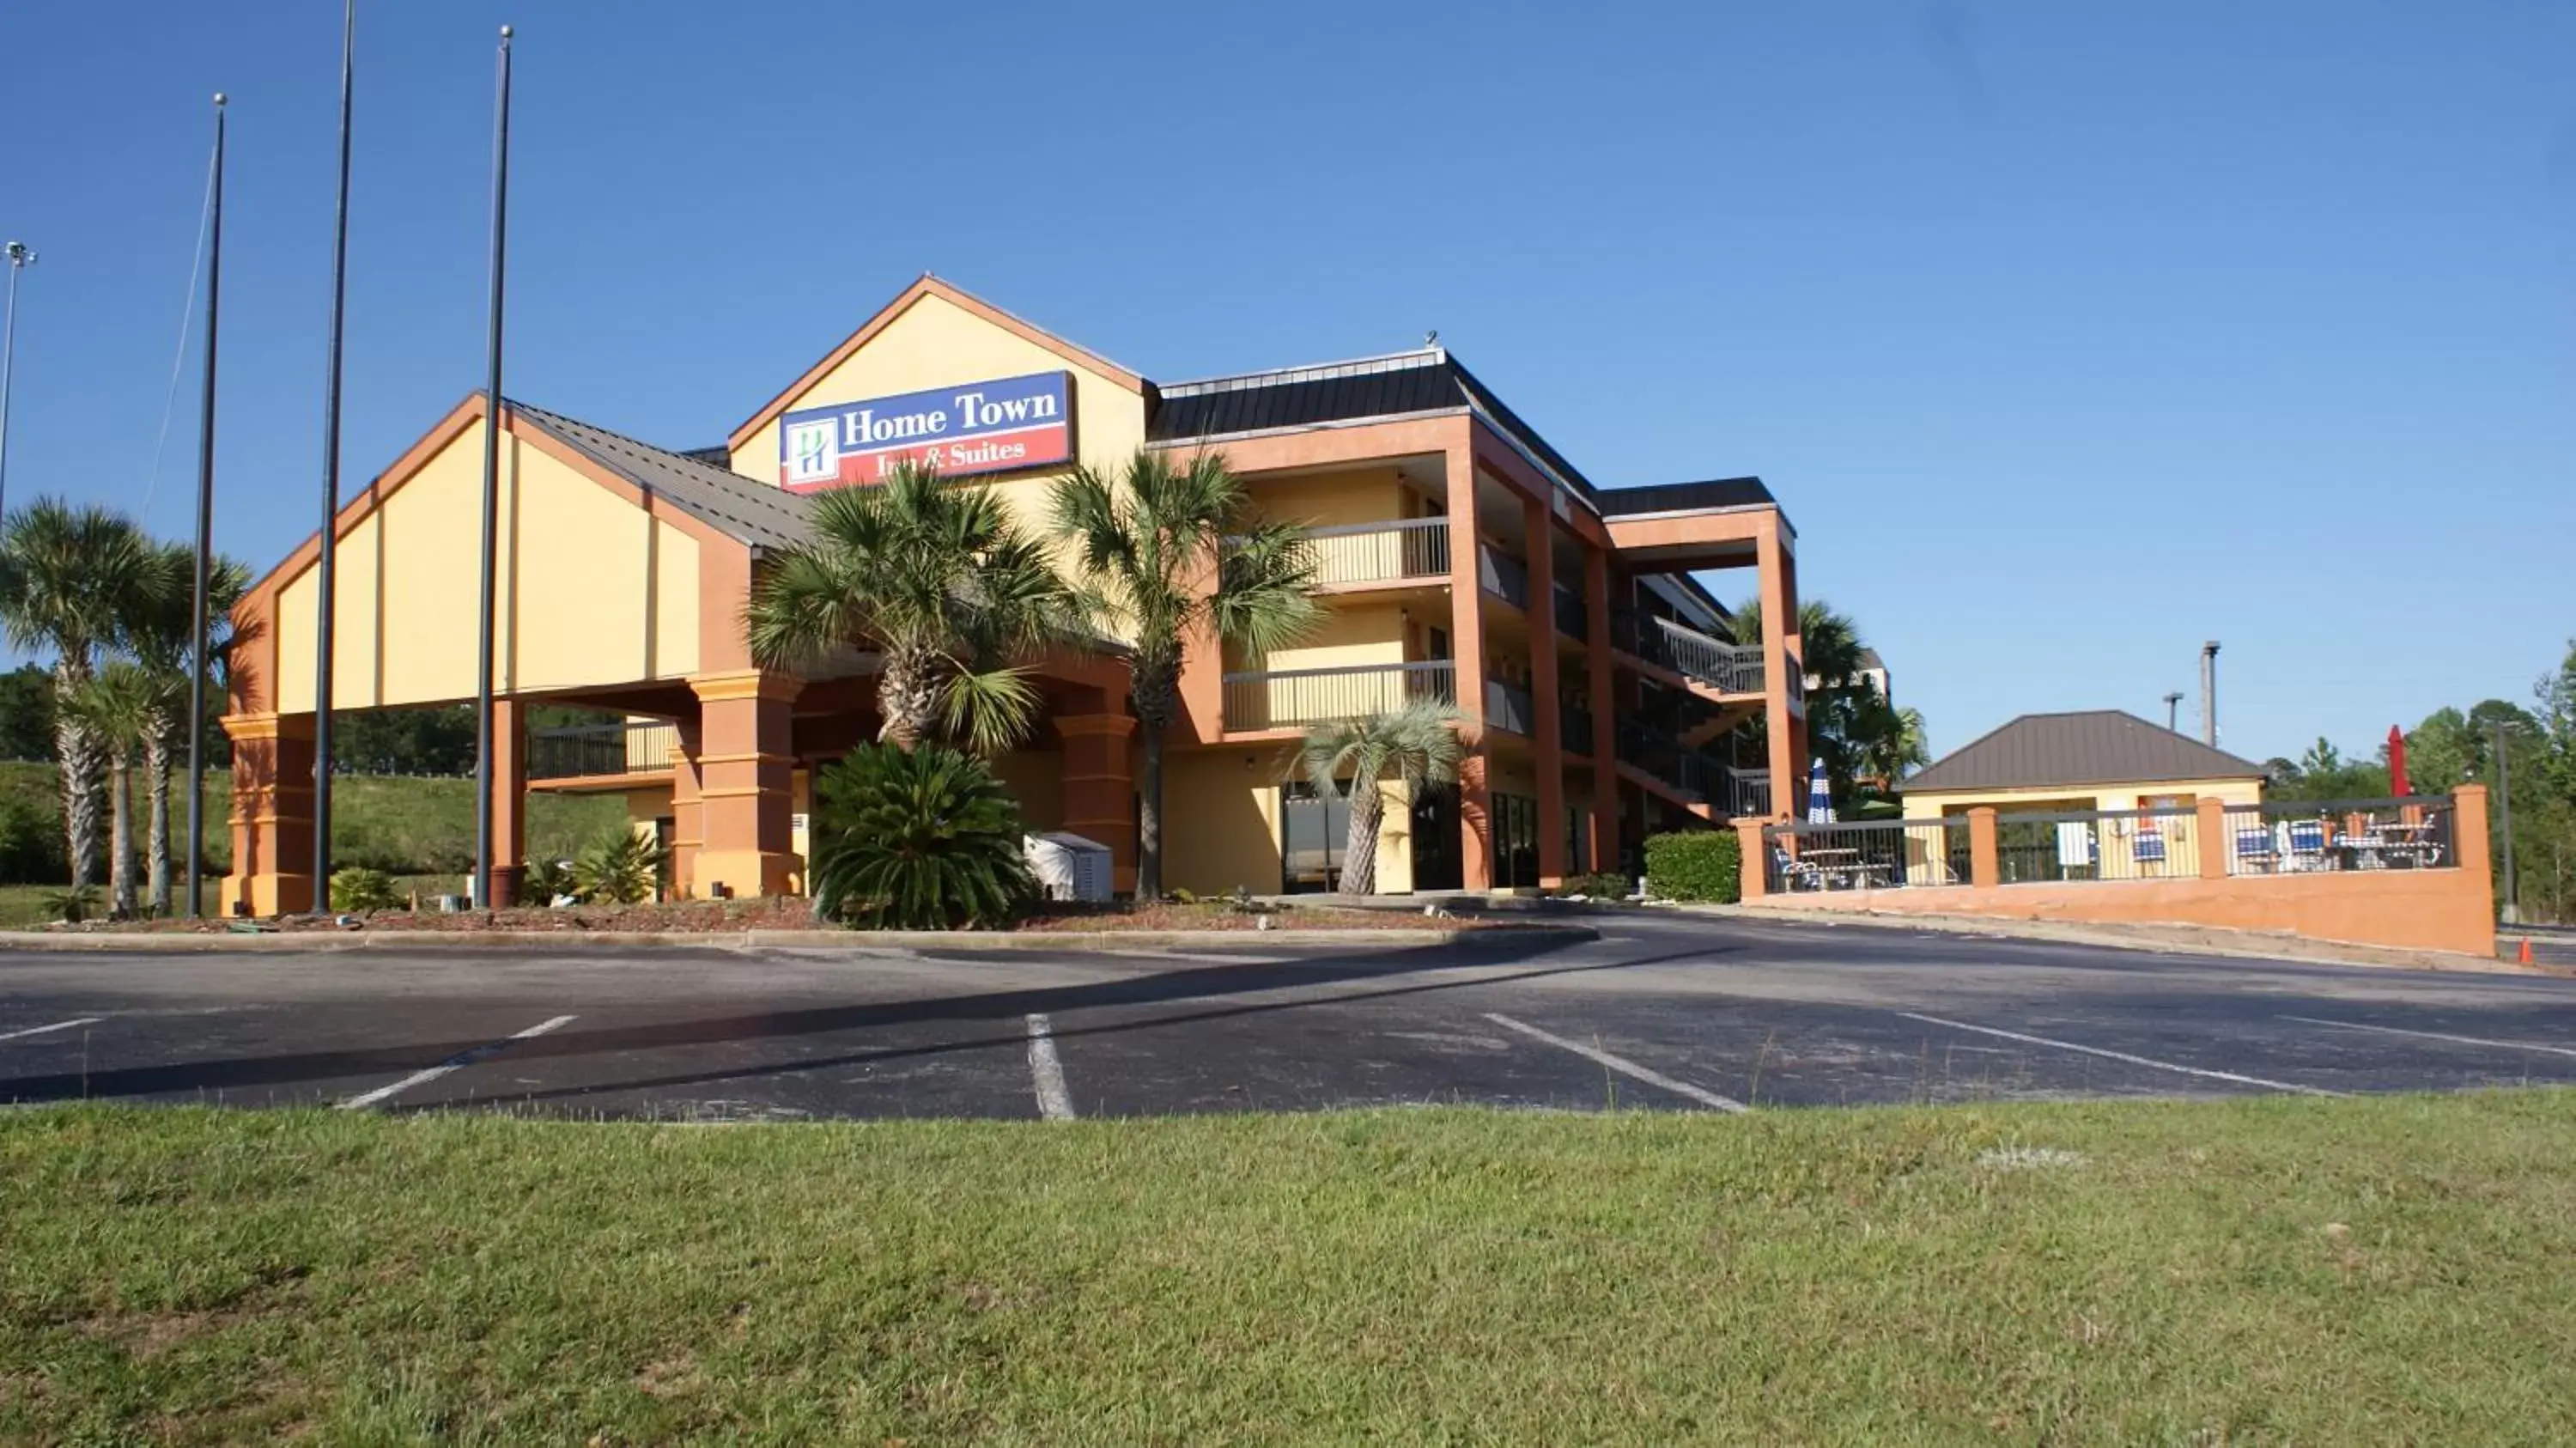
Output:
top-left (272, 419), bottom-right (702, 714)
top-left (1900, 777), bottom-right (2265, 819)
top-left (732, 291), bottom-right (1146, 557)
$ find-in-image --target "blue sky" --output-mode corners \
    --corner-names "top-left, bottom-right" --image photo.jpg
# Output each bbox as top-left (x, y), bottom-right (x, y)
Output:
top-left (3, 1), bottom-right (2570, 764)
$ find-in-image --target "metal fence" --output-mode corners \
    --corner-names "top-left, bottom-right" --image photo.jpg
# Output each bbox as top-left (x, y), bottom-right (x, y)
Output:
top-left (1222, 660), bottom-right (1456, 731)
top-left (1478, 545), bottom-right (1529, 607)
top-left (529, 721), bottom-right (677, 781)
top-left (1764, 818), bottom-right (1970, 891)
top-left (1552, 583), bottom-right (1587, 639)
top-left (1484, 679), bottom-right (1536, 737)
top-left (1994, 806), bottom-right (2203, 883)
top-left (1613, 609), bottom-right (1765, 696)
top-left (1725, 767), bottom-right (1771, 820)
top-left (1561, 700), bottom-right (1595, 757)
top-left (1300, 517), bottom-right (1449, 587)
top-left (2222, 797), bottom-right (2456, 875)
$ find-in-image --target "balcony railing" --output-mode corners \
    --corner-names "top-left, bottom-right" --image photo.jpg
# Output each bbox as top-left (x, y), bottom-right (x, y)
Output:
top-left (1562, 700), bottom-right (1595, 757)
top-left (1478, 545), bottom-right (1529, 608)
top-left (530, 721), bottom-right (677, 781)
top-left (1726, 767), bottom-right (1771, 820)
top-left (1612, 609), bottom-right (1765, 696)
top-left (1552, 582), bottom-right (1587, 639)
top-left (1223, 660), bottom-right (1457, 732)
top-left (1297, 517), bottom-right (1450, 587)
top-left (1484, 679), bottom-right (1536, 736)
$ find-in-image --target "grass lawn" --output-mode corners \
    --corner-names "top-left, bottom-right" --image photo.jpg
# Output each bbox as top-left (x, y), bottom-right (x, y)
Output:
top-left (4, 1093), bottom-right (2573, 1445)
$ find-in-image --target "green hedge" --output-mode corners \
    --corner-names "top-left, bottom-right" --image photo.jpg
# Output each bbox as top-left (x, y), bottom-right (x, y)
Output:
top-left (1643, 830), bottom-right (1741, 903)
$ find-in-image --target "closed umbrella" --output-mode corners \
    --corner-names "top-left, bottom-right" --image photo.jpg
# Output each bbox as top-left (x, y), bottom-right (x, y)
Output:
top-left (2387, 724), bottom-right (2409, 797)
top-left (1807, 756), bottom-right (1833, 824)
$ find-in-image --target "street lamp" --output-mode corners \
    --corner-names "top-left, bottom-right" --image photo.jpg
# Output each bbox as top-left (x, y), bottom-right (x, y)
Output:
top-left (0, 239), bottom-right (38, 515)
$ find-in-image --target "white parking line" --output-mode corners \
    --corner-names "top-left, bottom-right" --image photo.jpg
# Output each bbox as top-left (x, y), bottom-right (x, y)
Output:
top-left (1483, 1013), bottom-right (1749, 1113)
top-left (1024, 1013), bottom-right (1074, 1121)
top-left (1896, 1013), bottom-right (2342, 1096)
top-left (337, 1014), bottom-right (577, 1110)
top-left (0, 1017), bottom-right (102, 1043)
top-left (2282, 1015), bottom-right (2576, 1061)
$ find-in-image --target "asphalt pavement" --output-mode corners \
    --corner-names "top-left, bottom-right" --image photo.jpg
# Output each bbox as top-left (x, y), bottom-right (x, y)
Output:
top-left (5, 913), bottom-right (2574, 1120)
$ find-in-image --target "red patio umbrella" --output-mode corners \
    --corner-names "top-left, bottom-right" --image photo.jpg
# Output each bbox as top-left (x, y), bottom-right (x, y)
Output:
top-left (2387, 724), bottom-right (2409, 797)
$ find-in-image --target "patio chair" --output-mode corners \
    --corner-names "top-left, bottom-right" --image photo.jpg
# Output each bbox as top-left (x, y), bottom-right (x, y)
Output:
top-left (2132, 828), bottom-right (2168, 869)
top-left (2284, 819), bottom-right (2330, 871)
top-left (2233, 826), bottom-right (2278, 873)
top-left (1771, 846), bottom-right (1826, 892)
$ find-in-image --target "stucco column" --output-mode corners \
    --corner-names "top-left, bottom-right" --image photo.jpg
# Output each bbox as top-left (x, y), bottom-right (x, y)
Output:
top-left (687, 670), bottom-right (804, 897)
top-left (1756, 518), bottom-right (1804, 811)
top-left (218, 713), bottom-right (316, 917)
top-left (1968, 806), bottom-right (2001, 889)
top-left (2196, 797), bottom-right (2228, 880)
top-left (1445, 441), bottom-right (1492, 891)
top-left (488, 698), bottom-right (528, 907)
top-left (1058, 711), bottom-right (1138, 894)
top-left (665, 716), bottom-right (702, 899)
top-left (1584, 547), bottom-right (1618, 872)
top-left (1523, 496), bottom-right (1567, 885)
top-left (1734, 817), bottom-right (1769, 900)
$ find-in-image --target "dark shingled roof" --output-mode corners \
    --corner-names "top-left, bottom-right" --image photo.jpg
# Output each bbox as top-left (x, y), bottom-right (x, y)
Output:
top-left (1904, 709), bottom-right (2266, 794)
top-left (509, 402), bottom-right (812, 552)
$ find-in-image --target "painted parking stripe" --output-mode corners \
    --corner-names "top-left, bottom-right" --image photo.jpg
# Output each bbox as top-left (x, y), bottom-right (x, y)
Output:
top-left (337, 1015), bottom-right (577, 1110)
top-left (1897, 1012), bottom-right (2342, 1096)
top-left (0, 1017), bottom-right (102, 1043)
top-left (2282, 1015), bottom-right (2576, 1061)
top-left (1024, 1013), bottom-right (1075, 1121)
top-left (1483, 1013), bottom-right (1749, 1113)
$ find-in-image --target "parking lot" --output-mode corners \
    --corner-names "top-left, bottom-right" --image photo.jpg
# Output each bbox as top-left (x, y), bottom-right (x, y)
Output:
top-left (4, 912), bottom-right (2574, 1121)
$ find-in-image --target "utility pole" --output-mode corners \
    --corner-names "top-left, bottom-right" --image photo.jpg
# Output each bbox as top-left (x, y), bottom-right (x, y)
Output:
top-left (185, 96), bottom-right (227, 915)
top-left (2163, 691), bottom-right (2184, 733)
top-left (2495, 718), bottom-right (2518, 926)
top-left (312, 0), bottom-right (357, 910)
top-left (471, 24), bottom-right (513, 912)
top-left (0, 239), bottom-right (37, 515)
top-left (2199, 642), bottom-right (2221, 745)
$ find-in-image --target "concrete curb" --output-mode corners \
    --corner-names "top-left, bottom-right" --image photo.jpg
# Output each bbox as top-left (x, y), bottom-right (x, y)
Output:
top-left (0, 923), bottom-right (1597, 955)
top-left (1688, 902), bottom-right (2540, 976)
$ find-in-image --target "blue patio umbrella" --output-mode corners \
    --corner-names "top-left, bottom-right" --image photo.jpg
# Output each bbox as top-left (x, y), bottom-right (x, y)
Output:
top-left (1807, 757), bottom-right (1833, 824)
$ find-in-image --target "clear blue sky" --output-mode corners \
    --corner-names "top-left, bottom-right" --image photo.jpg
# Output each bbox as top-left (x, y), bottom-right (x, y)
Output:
top-left (3, 1), bottom-right (2570, 764)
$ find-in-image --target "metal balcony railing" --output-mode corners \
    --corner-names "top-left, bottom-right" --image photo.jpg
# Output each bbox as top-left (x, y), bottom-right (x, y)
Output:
top-left (1297, 517), bottom-right (1450, 587)
top-left (529, 721), bottom-right (677, 780)
top-left (1726, 767), bottom-right (1771, 820)
top-left (1552, 582), bottom-right (1588, 639)
top-left (1478, 545), bottom-right (1529, 608)
top-left (1222, 660), bottom-right (1457, 732)
top-left (1484, 679), bottom-right (1536, 736)
top-left (1611, 609), bottom-right (1765, 696)
top-left (1561, 700), bottom-right (1595, 757)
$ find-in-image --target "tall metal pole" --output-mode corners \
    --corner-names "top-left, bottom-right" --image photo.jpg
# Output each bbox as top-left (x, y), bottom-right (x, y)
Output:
top-left (472, 26), bottom-right (513, 912)
top-left (2495, 719), bottom-right (2518, 926)
top-left (185, 96), bottom-right (227, 916)
top-left (2162, 691), bottom-right (2183, 733)
top-left (2199, 641), bottom-right (2221, 746)
top-left (0, 240), bottom-right (36, 517)
top-left (312, 0), bottom-right (356, 909)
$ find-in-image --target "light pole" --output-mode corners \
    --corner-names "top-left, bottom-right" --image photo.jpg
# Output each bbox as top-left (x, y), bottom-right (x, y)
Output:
top-left (2163, 691), bottom-right (2184, 733)
top-left (2495, 719), bottom-right (2518, 926)
top-left (0, 240), bottom-right (37, 516)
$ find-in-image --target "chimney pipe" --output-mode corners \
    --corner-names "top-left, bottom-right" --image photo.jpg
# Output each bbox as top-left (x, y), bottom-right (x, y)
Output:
top-left (2163, 691), bottom-right (2184, 733)
top-left (2199, 642), bottom-right (2221, 746)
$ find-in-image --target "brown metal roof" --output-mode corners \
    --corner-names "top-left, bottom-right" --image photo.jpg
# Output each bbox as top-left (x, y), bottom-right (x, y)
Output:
top-left (1902, 709), bottom-right (2266, 794)
top-left (510, 401), bottom-right (812, 553)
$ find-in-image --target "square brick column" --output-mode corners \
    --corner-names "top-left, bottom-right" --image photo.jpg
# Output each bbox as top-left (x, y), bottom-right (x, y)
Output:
top-left (218, 712), bottom-right (316, 917)
top-left (687, 671), bottom-right (804, 897)
top-left (1524, 495), bottom-right (1566, 886)
top-left (1058, 711), bottom-right (1138, 894)
top-left (487, 698), bottom-right (528, 908)
top-left (666, 716), bottom-right (703, 899)
top-left (1756, 519), bottom-right (1806, 806)
top-left (1584, 547), bottom-right (1619, 872)
top-left (1446, 443), bottom-right (1492, 891)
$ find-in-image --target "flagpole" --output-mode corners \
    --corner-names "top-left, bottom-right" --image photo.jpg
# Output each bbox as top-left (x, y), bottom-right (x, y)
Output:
top-left (184, 94), bottom-right (226, 917)
top-left (312, 0), bottom-right (355, 911)
top-left (472, 25), bottom-right (513, 912)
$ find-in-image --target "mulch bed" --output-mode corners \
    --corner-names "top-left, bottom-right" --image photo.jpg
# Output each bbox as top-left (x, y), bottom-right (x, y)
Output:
top-left (27, 898), bottom-right (1506, 936)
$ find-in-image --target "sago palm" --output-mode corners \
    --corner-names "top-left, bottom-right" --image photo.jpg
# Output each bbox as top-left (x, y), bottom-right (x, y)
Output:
top-left (129, 541), bottom-right (250, 915)
top-left (744, 461), bottom-right (1069, 755)
top-left (806, 741), bottom-right (1036, 928)
top-left (1296, 701), bottom-right (1464, 898)
top-left (62, 661), bottom-right (155, 918)
top-left (0, 499), bottom-right (158, 890)
top-left (1051, 449), bottom-right (1320, 899)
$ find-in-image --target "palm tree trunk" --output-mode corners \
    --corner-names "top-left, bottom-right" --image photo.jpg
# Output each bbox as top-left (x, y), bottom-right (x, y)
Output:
top-left (108, 748), bottom-right (137, 919)
top-left (52, 695), bottom-right (103, 890)
top-left (1340, 782), bottom-right (1382, 897)
top-left (876, 648), bottom-right (941, 751)
top-left (145, 728), bottom-right (173, 916)
top-left (1130, 666), bottom-right (1178, 901)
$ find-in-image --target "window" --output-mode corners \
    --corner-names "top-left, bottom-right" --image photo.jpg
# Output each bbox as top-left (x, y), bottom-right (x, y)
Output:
top-left (1280, 781), bottom-right (1352, 894)
top-left (1492, 792), bottom-right (1540, 889)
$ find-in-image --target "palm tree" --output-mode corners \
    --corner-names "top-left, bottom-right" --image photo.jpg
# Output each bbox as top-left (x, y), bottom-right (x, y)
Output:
top-left (1855, 697), bottom-right (1930, 790)
top-left (1728, 596), bottom-right (1866, 691)
top-left (743, 461), bottom-right (1070, 754)
top-left (1296, 702), bottom-right (1464, 897)
top-left (0, 499), bottom-right (157, 890)
top-left (1051, 449), bottom-right (1321, 899)
top-left (130, 541), bottom-right (250, 915)
top-left (62, 662), bottom-right (155, 918)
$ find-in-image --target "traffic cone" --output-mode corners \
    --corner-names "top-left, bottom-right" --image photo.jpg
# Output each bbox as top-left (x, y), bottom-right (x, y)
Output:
top-left (2519, 938), bottom-right (2534, 966)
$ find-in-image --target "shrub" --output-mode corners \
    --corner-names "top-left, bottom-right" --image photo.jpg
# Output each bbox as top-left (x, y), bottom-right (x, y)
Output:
top-left (1643, 830), bottom-right (1742, 903)
top-left (574, 830), bottom-right (666, 905)
top-left (0, 793), bottom-right (68, 885)
top-left (329, 867), bottom-right (402, 913)
top-left (1556, 871), bottom-right (1632, 901)
top-left (524, 855), bottom-right (577, 903)
top-left (39, 884), bottom-right (100, 924)
top-left (808, 742), bottom-right (1035, 929)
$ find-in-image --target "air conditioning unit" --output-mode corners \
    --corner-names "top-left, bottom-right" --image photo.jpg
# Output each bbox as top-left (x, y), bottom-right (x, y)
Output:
top-left (1023, 832), bottom-right (1115, 903)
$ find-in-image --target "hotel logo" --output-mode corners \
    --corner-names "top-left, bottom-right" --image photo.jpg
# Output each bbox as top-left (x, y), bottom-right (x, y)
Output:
top-left (785, 418), bottom-right (840, 486)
